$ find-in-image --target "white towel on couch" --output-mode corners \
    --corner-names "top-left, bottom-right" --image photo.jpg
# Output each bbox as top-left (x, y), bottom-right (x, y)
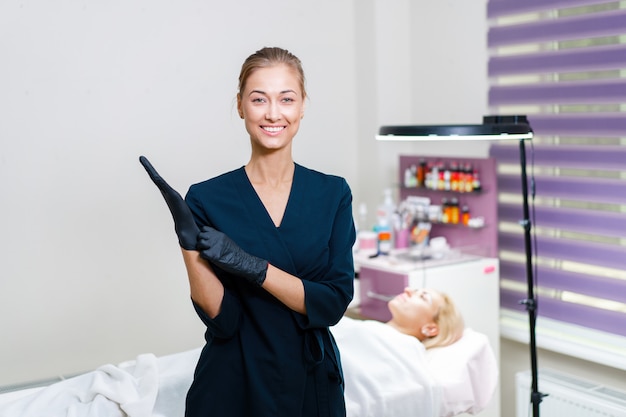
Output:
top-left (0, 353), bottom-right (159, 417)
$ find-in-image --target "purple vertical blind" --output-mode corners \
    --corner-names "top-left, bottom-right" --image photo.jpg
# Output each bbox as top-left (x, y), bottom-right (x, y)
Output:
top-left (487, 0), bottom-right (626, 338)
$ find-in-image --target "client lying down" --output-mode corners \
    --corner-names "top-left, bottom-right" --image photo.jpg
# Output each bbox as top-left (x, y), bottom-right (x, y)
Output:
top-left (0, 288), bottom-right (497, 417)
top-left (335, 288), bottom-right (497, 417)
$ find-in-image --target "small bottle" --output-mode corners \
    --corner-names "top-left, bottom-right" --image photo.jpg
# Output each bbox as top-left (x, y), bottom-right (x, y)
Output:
top-left (417, 159), bottom-right (426, 187)
top-left (450, 161), bottom-right (460, 192)
top-left (462, 205), bottom-right (470, 226)
top-left (472, 169), bottom-right (482, 192)
top-left (464, 164), bottom-right (474, 193)
top-left (376, 189), bottom-right (397, 250)
top-left (443, 163), bottom-right (451, 191)
top-left (377, 221), bottom-right (393, 254)
top-left (458, 164), bottom-right (467, 193)
top-left (441, 198), bottom-right (450, 224)
top-left (430, 163), bottom-right (438, 190)
top-left (450, 197), bottom-right (460, 225)
top-left (404, 166), bottom-right (416, 188)
top-left (437, 162), bottom-right (445, 190)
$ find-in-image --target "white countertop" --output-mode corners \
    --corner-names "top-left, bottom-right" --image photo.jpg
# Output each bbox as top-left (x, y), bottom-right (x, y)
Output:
top-left (354, 248), bottom-right (484, 274)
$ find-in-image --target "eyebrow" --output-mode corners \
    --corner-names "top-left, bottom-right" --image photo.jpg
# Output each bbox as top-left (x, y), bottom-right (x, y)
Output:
top-left (248, 89), bottom-right (298, 96)
top-left (422, 292), bottom-right (433, 305)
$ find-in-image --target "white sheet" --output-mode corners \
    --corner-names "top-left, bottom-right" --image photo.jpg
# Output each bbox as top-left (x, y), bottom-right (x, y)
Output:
top-left (0, 318), bottom-right (497, 417)
top-left (331, 317), bottom-right (442, 417)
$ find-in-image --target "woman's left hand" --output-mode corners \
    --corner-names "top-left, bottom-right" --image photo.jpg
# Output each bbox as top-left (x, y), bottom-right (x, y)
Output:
top-left (139, 156), bottom-right (199, 250)
top-left (197, 226), bottom-right (268, 287)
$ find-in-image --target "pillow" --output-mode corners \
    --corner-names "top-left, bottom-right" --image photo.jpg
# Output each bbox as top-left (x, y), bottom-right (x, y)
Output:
top-left (425, 328), bottom-right (498, 416)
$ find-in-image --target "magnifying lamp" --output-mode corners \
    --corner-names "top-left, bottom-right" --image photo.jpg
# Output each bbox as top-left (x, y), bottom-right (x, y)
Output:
top-left (375, 115), bottom-right (545, 417)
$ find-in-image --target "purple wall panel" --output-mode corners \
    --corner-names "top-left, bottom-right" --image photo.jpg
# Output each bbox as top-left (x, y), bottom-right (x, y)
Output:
top-left (500, 289), bottom-right (523, 312)
top-left (500, 260), bottom-right (626, 303)
top-left (502, 289), bottom-right (626, 337)
top-left (525, 113), bottom-right (626, 137)
top-left (538, 296), bottom-right (626, 337)
top-left (499, 203), bottom-right (626, 238)
top-left (488, 0), bottom-right (614, 18)
top-left (497, 174), bottom-right (626, 205)
top-left (488, 10), bottom-right (626, 47)
top-left (490, 143), bottom-right (626, 171)
top-left (489, 80), bottom-right (626, 105)
top-left (500, 232), bottom-right (626, 271)
top-left (489, 44), bottom-right (626, 76)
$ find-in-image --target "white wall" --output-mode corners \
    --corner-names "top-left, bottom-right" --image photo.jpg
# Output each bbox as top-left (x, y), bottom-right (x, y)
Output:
top-left (0, 0), bottom-right (358, 386)
top-left (353, 0), bottom-right (491, 226)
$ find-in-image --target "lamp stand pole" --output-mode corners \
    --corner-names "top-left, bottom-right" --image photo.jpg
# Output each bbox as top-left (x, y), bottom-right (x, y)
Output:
top-left (518, 138), bottom-right (545, 417)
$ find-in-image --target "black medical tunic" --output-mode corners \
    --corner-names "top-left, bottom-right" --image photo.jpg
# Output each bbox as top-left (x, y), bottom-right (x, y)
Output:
top-left (184, 164), bottom-right (356, 417)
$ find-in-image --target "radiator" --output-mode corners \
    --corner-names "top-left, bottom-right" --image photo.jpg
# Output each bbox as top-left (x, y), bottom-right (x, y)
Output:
top-left (516, 369), bottom-right (626, 417)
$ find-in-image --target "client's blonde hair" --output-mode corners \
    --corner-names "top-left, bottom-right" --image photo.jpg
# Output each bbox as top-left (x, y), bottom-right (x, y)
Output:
top-left (422, 292), bottom-right (464, 349)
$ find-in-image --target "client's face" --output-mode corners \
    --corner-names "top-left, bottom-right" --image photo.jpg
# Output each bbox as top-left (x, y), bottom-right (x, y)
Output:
top-left (387, 288), bottom-right (444, 339)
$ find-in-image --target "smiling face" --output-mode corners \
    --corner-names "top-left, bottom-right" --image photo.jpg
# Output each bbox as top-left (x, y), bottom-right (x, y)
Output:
top-left (237, 64), bottom-right (305, 153)
top-left (387, 288), bottom-right (444, 340)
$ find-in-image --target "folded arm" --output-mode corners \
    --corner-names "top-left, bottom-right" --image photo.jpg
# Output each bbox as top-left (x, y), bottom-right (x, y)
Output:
top-left (140, 156), bottom-right (305, 318)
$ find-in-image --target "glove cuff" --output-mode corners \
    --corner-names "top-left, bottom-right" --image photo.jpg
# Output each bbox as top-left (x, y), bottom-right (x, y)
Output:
top-left (248, 259), bottom-right (269, 287)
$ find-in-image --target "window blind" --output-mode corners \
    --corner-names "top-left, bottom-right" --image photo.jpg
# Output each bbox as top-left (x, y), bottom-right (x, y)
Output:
top-left (486, 0), bottom-right (626, 354)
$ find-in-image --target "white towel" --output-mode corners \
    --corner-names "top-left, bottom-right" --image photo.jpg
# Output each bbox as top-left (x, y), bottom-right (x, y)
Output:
top-left (0, 353), bottom-right (158, 417)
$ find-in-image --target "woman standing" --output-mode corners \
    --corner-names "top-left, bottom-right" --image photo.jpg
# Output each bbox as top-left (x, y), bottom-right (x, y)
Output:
top-left (141, 46), bottom-right (355, 417)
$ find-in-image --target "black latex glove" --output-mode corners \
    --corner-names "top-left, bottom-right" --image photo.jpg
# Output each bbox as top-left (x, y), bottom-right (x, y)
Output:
top-left (197, 226), bottom-right (268, 287)
top-left (139, 156), bottom-right (199, 250)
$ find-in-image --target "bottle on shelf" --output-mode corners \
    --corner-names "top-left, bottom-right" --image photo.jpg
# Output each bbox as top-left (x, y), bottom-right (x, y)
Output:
top-left (417, 159), bottom-right (426, 187)
top-left (463, 163), bottom-right (474, 193)
top-left (441, 198), bottom-right (449, 224)
top-left (443, 163), bottom-right (451, 191)
top-left (472, 168), bottom-right (482, 192)
top-left (437, 162), bottom-right (446, 190)
top-left (450, 161), bottom-right (460, 192)
top-left (375, 189), bottom-right (398, 253)
top-left (462, 205), bottom-right (470, 226)
top-left (450, 197), bottom-right (460, 224)
top-left (404, 165), bottom-right (417, 188)
top-left (429, 162), bottom-right (438, 190)
top-left (376, 220), bottom-right (393, 254)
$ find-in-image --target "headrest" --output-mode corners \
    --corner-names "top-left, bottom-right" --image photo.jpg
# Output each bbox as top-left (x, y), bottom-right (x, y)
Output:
top-left (425, 328), bottom-right (498, 416)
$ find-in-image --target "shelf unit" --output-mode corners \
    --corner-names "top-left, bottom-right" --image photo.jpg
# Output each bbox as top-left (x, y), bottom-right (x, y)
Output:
top-left (399, 155), bottom-right (498, 257)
